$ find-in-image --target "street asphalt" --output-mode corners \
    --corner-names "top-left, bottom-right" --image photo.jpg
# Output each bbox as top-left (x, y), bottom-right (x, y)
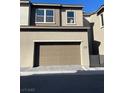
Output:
top-left (20, 71), bottom-right (104, 93)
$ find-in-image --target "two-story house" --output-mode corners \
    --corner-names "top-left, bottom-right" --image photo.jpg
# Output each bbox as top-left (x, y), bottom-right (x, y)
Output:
top-left (20, 0), bottom-right (90, 68)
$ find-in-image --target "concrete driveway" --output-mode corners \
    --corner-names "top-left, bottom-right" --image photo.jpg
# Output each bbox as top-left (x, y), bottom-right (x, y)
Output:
top-left (20, 71), bottom-right (104, 93)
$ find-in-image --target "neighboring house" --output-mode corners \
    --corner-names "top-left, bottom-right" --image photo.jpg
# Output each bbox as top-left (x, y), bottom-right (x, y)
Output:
top-left (20, 0), bottom-right (104, 68)
top-left (84, 5), bottom-right (104, 66)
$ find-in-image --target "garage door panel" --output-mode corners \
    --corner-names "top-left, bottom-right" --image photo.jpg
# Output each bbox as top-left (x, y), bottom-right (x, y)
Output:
top-left (39, 43), bottom-right (81, 66)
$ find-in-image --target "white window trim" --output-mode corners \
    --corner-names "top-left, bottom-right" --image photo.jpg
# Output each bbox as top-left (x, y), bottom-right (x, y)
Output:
top-left (99, 13), bottom-right (104, 28)
top-left (35, 9), bottom-right (55, 23)
top-left (66, 10), bottom-right (76, 24)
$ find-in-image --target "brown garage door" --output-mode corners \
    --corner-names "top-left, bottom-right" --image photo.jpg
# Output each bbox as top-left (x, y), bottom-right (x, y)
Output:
top-left (39, 42), bottom-right (81, 66)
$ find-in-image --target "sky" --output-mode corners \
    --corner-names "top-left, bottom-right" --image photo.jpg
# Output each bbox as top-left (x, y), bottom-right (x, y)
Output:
top-left (31, 0), bottom-right (104, 13)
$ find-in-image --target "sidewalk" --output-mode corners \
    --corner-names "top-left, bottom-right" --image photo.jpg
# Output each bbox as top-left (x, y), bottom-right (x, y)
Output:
top-left (20, 65), bottom-right (104, 76)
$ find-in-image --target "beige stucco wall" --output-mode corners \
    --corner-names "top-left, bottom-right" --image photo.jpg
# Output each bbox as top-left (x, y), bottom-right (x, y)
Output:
top-left (20, 6), bottom-right (30, 25)
top-left (89, 13), bottom-right (104, 55)
top-left (61, 9), bottom-right (83, 26)
top-left (20, 4), bottom-right (84, 26)
top-left (20, 31), bottom-right (89, 67)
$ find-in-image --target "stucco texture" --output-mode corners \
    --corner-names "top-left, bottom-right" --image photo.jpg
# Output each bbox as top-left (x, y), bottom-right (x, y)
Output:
top-left (20, 31), bottom-right (90, 67)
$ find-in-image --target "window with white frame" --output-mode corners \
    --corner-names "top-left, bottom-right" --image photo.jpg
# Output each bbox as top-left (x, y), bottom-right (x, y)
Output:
top-left (67, 11), bottom-right (75, 24)
top-left (35, 9), bottom-right (54, 23)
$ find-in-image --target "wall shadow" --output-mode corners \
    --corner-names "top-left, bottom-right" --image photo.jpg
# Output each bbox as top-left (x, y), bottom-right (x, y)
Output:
top-left (89, 22), bottom-right (101, 55)
top-left (83, 17), bottom-right (90, 27)
top-left (33, 42), bottom-right (40, 67)
top-left (88, 23), bottom-right (103, 67)
top-left (92, 40), bottom-right (101, 55)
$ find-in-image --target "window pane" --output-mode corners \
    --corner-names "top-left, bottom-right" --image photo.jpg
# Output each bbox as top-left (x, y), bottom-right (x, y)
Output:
top-left (46, 17), bottom-right (53, 22)
top-left (36, 9), bottom-right (44, 16)
top-left (36, 16), bottom-right (44, 22)
top-left (67, 18), bottom-right (74, 23)
top-left (46, 10), bottom-right (53, 16)
top-left (67, 12), bottom-right (74, 17)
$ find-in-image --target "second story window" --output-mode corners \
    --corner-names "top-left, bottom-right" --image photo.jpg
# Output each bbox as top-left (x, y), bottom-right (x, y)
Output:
top-left (35, 9), bottom-right (54, 23)
top-left (67, 11), bottom-right (75, 24)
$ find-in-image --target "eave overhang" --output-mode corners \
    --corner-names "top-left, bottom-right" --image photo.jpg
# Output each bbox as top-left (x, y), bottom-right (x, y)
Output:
top-left (20, 0), bottom-right (30, 6)
top-left (96, 5), bottom-right (104, 14)
top-left (32, 3), bottom-right (83, 8)
top-left (20, 0), bottom-right (30, 4)
top-left (20, 26), bottom-right (90, 32)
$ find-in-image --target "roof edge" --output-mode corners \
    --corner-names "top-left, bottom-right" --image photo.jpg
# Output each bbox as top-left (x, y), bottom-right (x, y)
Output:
top-left (20, 0), bottom-right (30, 4)
top-left (32, 3), bottom-right (83, 8)
top-left (96, 5), bottom-right (104, 14)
